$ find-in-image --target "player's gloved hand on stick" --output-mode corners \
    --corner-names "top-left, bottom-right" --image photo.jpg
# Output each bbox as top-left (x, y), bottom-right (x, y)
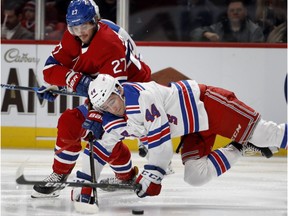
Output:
top-left (66, 70), bottom-right (92, 97)
top-left (138, 144), bottom-right (148, 158)
top-left (37, 85), bottom-right (61, 102)
top-left (134, 165), bottom-right (165, 198)
top-left (81, 111), bottom-right (103, 141)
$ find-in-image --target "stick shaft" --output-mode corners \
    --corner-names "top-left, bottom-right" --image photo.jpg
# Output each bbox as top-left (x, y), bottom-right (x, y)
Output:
top-left (89, 136), bottom-right (98, 205)
top-left (1, 84), bottom-right (80, 96)
top-left (16, 174), bottom-right (136, 190)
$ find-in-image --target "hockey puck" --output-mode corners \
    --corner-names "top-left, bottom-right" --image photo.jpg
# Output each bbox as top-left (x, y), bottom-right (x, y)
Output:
top-left (132, 209), bottom-right (144, 215)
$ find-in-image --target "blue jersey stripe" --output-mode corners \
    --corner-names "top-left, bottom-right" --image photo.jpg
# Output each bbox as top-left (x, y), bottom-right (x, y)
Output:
top-left (83, 148), bottom-right (106, 166)
top-left (208, 150), bottom-right (231, 176)
top-left (182, 80), bottom-right (199, 132)
top-left (54, 150), bottom-right (80, 162)
top-left (110, 161), bottom-right (132, 172)
top-left (208, 154), bottom-right (221, 176)
top-left (149, 133), bottom-right (171, 149)
top-left (93, 141), bottom-right (111, 156)
top-left (147, 122), bottom-right (169, 136)
top-left (280, 123), bottom-right (287, 149)
top-left (216, 149), bottom-right (231, 170)
top-left (106, 122), bottom-right (127, 133)
top-left (126, 110), bottom-right (141, 115)
top-left (174, 83), bottom-right (189, 134)
top-left (45, 55), bottom-right (60, 66)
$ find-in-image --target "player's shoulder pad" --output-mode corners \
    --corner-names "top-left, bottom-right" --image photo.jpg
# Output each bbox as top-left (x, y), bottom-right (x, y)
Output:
top-left (100, 19), bottom-right (120, 33)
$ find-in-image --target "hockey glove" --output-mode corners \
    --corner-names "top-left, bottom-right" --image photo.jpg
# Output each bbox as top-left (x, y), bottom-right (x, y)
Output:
top-left (66, 70), bottom-right (91, 97)
top-left (138, 144), bottom-right (148, 158)
top-left (135, 165), bottom-right (165, 198)
top-left (37, 85), bottom-right (62, 102)
top-left (81, 111), bottom-right (104, 141)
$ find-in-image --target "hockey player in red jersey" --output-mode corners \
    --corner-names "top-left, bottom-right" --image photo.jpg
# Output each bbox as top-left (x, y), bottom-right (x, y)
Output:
top-left (32, 0), bottom-right (151, 198)
top-left (86, 74), bottom-right (286, 198)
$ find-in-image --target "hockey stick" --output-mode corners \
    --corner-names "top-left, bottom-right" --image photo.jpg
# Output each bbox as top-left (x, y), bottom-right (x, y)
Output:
top-left (88, 135), bottom-right (98, 206)
top-left (16, 173), bottom-right (139, 190)
top-left (1, 84), bottom-right (80, 96)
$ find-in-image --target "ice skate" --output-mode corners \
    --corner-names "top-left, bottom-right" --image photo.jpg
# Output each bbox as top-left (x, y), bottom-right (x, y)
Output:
top-left (99, 167), bottom-right (138, 192)
top-left (31, 172), bottom-right (69, 198)
top-left (165, 161), bottom-right (175, 175)
top-left (230, 142), bottom-right (276, 158)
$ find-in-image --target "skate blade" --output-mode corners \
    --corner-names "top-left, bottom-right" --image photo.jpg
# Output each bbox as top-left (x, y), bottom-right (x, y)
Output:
top-left (31, 191), bottom-right (60, 198)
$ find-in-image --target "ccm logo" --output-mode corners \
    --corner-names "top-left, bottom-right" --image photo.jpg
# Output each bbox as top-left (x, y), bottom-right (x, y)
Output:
top-left (69, 74), bottom-right (79, 88)
top-left (231, 124), bottom-right (241, 140)
top-left (88, 113), bottom-right (102, 120)
top-left (142, 170), bottom-right (162, 181)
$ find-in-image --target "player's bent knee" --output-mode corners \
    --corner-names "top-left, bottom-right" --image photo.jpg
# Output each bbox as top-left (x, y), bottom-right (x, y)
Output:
top-left (183, 159), bottom-right (213, 186)
top-left (57, 108), bottom-right (86, 143)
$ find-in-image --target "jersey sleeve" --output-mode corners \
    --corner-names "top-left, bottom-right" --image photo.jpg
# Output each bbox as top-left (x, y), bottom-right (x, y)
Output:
top-left (42, 30), bottom-right (81, 86)
top-left (97, 113), bottom-right (127, 152)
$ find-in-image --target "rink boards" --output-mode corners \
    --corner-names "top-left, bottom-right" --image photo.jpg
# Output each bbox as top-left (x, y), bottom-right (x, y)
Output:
top-left (1, 42), bottom-right (287, 156)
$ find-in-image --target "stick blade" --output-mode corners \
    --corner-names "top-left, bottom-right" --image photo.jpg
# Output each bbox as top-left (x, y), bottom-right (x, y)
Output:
top-left (73, 200), bottom-right (99, 214)
top-left (15, 162), bottom-right (36, 185)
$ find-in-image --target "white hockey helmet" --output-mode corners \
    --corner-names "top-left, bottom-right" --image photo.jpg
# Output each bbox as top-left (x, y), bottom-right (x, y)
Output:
top-left (88, 74), bottom-right (122, 109)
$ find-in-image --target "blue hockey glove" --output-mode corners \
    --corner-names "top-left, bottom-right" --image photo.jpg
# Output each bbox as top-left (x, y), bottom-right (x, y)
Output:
top-left (37, 85), bottom-right (62, 102)
top-left (81, 111), bottom-right (104, 141)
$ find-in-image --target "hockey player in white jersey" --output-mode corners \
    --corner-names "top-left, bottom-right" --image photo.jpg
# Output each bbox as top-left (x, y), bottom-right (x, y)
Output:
top-left (86, 74), bottom-right (287, 198)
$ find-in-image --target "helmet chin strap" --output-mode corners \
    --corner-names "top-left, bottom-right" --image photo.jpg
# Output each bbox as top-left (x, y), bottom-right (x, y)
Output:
top-left (120, 94), bottom-right (125, 103)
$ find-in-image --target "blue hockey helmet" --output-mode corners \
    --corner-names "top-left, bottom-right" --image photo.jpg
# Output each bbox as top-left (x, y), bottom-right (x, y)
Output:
top-left (66, 0), bottom-right (96, 27)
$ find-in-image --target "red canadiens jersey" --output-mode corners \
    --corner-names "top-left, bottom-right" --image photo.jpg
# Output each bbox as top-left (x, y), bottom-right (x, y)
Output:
top-left (43, 22), bottom-right (151, 86)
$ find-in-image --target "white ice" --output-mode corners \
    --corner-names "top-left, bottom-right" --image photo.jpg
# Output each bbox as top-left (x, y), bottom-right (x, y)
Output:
top-left (1, 149), bottom-right (287, 216)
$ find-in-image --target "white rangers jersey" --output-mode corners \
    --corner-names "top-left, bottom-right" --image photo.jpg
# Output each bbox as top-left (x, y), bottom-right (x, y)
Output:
top-left (97, 80), bottom-right (209, 171)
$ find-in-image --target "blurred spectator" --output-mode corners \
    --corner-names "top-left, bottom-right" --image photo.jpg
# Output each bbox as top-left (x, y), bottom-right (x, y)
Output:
top-left (129, 0), bottom-right (179, 41)
top-left (21, 0), bottom-right (35, 33)
top-left (266, 21), bottom-right (287, 43)
top-left (44, 0), bottom-right (69, 40)
top-left (1, 1), bottom-right (34, 40)
top-left (178, 0), bottom-right (222, 41)
top-left (191, 0), bottom-right (264, 42)
top-left (255, 0), bottom-right (287, 41)
top-left (95, 0), bottom-right (117, 23)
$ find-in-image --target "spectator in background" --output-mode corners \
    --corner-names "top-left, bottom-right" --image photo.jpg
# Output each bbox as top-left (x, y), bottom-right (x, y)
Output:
top-left (1, 2), bottom-right (34, 40)
top-left (129, 0), bottom-right (179, 41)
top-left (266, 21), bottom-right (287, 43)
top-left (44, 0), bottom-right (69, 40)
top-left (255, 0), bottom-right (287, 42)
top-left (191, 0), bottom-right (264, 42)
top-left (21, 0), bottom-right (35, 33)
top-left (178, 0), bottom-right (221, 41)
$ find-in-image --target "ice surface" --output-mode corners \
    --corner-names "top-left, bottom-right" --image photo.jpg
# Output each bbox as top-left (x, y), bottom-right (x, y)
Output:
top-left (1, 149), bottom-right (287, 216)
